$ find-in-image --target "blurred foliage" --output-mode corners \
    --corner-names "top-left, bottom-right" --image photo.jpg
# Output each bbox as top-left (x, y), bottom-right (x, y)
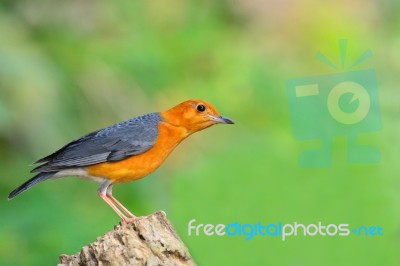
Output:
top-left (1, 0), bottom-right (400, 265)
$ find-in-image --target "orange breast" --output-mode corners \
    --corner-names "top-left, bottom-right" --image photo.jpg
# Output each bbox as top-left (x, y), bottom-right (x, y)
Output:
top-left (87, 121), bottom-right (188, 184)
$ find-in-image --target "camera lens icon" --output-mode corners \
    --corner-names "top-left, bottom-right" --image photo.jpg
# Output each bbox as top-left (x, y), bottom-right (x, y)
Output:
top-left (327, 81), bottom-right (371, 125)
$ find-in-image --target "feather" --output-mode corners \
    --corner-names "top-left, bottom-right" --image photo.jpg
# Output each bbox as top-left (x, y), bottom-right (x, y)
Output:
top-left (32, 113), bottom-right (163, 172)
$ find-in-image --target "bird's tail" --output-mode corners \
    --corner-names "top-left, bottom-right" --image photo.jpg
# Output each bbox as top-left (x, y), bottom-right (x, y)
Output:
top-left (8, 172), bottom-right (57, 200)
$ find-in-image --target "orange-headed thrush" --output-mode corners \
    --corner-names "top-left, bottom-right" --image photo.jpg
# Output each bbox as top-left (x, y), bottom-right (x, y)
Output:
top-left (8, 99), bottom-right (234, 223)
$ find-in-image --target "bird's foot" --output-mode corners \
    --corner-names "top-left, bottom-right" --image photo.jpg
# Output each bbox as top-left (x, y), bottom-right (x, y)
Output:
top-left (120, 216), bottom-right (137, 227)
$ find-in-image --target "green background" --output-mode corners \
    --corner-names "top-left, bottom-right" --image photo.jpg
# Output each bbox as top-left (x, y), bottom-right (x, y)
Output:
top-left (1, 0), bottom-right (399, 265)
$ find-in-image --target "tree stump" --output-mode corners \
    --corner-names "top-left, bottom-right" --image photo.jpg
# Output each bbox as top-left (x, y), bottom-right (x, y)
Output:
top-left (58, 211), bottom-right (196, 266)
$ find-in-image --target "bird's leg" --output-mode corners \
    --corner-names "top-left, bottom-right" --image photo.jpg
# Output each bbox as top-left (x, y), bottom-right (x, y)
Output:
top-left (106, 186), bottom-right (136, 221)
top-left (98, 180), bottom-right (135, 223)
top-left (98, 191), bottom-right (129, 222)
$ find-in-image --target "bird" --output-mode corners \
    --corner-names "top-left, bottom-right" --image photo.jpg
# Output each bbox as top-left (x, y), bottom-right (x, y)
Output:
top-left (8, 99), bottom-right (234, 223)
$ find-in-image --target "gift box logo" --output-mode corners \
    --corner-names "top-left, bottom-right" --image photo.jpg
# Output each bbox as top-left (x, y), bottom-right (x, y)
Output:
top-left (287, 40), bottom-right (381, 167)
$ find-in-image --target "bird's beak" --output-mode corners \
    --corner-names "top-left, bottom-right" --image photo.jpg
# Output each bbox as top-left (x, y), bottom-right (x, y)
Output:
top-left (208, 114), bottom-right (235, 124)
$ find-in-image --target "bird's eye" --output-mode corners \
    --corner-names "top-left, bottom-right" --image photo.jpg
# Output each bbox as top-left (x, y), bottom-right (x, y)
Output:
top-left (196, 104), bottom-right (206, 112)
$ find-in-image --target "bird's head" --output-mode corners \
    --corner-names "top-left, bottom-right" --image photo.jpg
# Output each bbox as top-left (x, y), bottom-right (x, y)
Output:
top-left (161, 99), bottom-right (234, 134)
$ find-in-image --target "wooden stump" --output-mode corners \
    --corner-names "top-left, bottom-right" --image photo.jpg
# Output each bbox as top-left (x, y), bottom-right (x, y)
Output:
top-left (58, 211), bottom-right (196, 266)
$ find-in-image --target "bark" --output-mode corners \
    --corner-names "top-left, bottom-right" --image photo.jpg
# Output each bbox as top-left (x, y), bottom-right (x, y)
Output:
top-left (58, 211), bottom-right (196, 266)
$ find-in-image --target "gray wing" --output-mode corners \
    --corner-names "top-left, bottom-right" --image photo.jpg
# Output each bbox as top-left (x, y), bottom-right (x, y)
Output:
top-left (32, 112), bottom-right (164, 173)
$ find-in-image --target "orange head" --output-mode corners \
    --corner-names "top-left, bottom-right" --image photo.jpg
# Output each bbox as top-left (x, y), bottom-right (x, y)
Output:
top-left (161, 99), bottom-right (234, 134)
